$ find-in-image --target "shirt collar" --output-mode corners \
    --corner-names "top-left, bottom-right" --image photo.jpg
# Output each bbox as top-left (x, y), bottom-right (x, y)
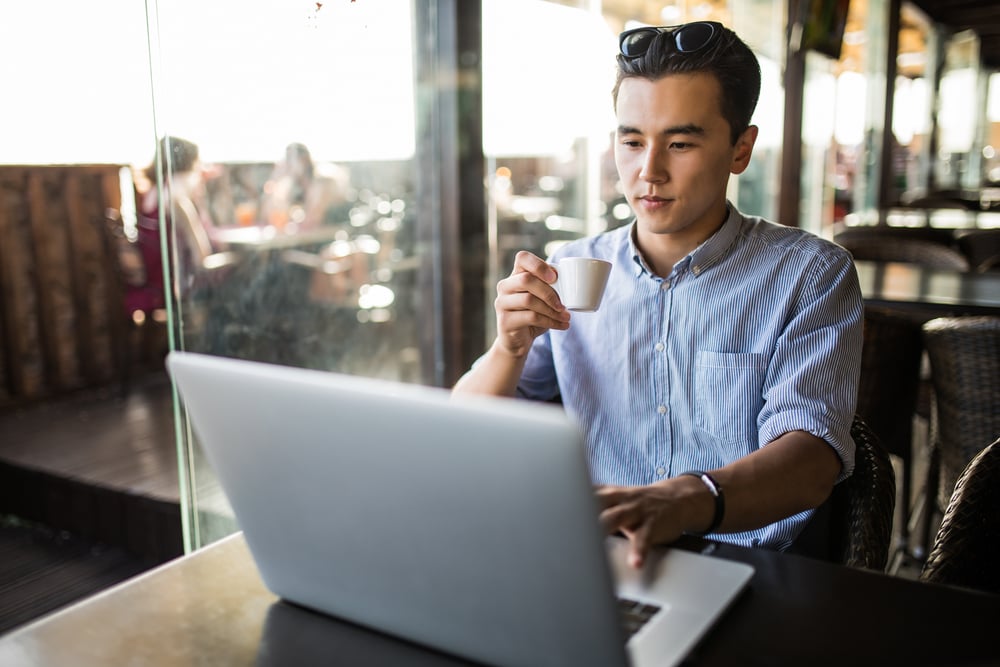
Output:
top-left (688, 204), bottom-right (742, 276)
top-left (627, 203), bottom-right (743, 279)
top-left (627, 226), bottom-right (652, 277)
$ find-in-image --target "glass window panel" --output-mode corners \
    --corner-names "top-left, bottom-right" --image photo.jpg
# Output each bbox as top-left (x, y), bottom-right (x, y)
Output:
top-left (148, 0), bottom-right (430, 549)
top-left (934, 30), bottom-right (981, 190)
top-left (892, 2), bottom-right (935, 200)
top-left (801, 0), bottom-right (889, 234)
top-left (986, 73), bottom-right (1000, 186)
top-left (482, 0), bottom-right (618, 299)
top-left (0, 1), bottom-right (154, 165)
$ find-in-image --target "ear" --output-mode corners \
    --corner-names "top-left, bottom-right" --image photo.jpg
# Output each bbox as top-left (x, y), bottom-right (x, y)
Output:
top-left (730, 125), bottom-right (758, 175)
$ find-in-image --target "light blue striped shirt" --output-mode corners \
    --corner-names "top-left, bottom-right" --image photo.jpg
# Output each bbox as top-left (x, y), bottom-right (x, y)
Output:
top-left (517, 205), bottom-right (863, 550)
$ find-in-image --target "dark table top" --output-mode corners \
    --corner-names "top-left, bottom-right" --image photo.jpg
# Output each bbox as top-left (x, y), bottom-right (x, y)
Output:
top-left (1, 532), bottom-right (997, 666)
top-left (855, 259), bottom-right (1000, 316)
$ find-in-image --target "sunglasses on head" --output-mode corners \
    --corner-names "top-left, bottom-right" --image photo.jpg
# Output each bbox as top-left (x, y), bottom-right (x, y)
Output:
top-left (619, 21), bottom-right (723, 59)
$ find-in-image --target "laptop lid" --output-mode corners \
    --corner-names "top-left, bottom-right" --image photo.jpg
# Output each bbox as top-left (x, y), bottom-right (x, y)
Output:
top-left (168, 352), bottom-right (628, 666)
top-left (167, 352), bottom-right (753, 667)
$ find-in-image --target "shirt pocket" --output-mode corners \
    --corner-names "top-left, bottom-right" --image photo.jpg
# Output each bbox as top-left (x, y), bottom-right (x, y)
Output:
top-left (695, 351), bottom-right (767, 444)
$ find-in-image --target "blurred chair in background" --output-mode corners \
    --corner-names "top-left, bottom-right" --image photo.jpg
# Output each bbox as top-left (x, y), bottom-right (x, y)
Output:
top-left (919, 316), bottom-right (1000, 558)
top-left (955, 229), bottom-right (1000, 273)
top-left (834, 231), bottom-right (970, 271)
top-left (920, 437), bottom-right (1000, 595)
top-left (835, 415), bottom-right (897, 572)
top-left (855, 305), bottom-right (924, 564)
top-left (790, 415), bottom-right (896, 572)
top-left (977, 255), bottom-right (1000, 273)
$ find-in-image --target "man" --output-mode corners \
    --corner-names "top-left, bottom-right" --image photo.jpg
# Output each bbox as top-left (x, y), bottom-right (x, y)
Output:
top-left (453, 21), bottom-right (863, 568)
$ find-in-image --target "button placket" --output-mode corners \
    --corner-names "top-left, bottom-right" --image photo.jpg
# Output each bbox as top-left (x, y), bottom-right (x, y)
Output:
top-left (657, 276), bottom-right (673, 478)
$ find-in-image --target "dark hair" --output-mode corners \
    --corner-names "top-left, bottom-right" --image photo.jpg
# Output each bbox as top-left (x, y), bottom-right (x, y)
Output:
top-left (144, 136), bottom-right (200, 182)
top-left (612, 25), bottom-right (761, 145)
top-left (285, 142), bottom-right (315, 180)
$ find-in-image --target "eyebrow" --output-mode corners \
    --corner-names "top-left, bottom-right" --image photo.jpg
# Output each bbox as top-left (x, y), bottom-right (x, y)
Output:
top-left (617, 123), bottom-right (706, 136)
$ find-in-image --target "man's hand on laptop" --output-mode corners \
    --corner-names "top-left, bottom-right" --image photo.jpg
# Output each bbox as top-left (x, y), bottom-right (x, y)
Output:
top-left (596, 475), bottom-right (717, 569)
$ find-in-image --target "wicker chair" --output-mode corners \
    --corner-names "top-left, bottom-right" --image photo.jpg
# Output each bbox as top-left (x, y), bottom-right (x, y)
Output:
top-left (955, 229), bottom-right (1000, 273)
top-left (834, 232), bottom-right (970, 271)
top-left (856, 306), bottom-right (924, 552)
top-left (920, 438), bottom-right (1000, 595)
top-left (978, 254), bottom-right (1000, 273)
top-left (790, 415), bottom-right (896, 572)
top-left (920, 316), bottom-right (1000, 552)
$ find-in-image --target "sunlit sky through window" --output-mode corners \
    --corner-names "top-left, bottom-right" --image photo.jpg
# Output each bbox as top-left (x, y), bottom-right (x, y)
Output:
top-left (0, 1), bottom-right (154, 165)
top-left (4, 1), bottom-right (997, 169)
top-left (151, 0), bottom-right (416, 163)
top-left (482, 0), bottom-right (617, 157)
top-left (1, 0), bottom-right (418, 165)
top-left (1, 0), bottom-right (620, 166)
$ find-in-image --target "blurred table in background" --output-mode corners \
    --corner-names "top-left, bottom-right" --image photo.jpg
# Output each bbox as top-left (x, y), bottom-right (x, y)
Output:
top-left (209, 224), bottom-right (344, 252)
top-left (855, 260), bottom-right (1000, 317)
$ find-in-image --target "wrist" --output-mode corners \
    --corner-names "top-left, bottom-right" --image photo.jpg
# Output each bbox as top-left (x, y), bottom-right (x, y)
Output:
top-left (678, 471), bottom-right (725, 536)
top-left (490, 336), bottom-right (531, 361)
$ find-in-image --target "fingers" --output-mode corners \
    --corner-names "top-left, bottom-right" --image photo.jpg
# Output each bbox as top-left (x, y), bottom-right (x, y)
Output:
top-left (594, 484), bottom-right (630, 509)
top-left (599, 502), bottom-right (652, 569)
top-left (499, 252), bottom-right (565, 315)
top-left (495, 281), bottom-right (569, 331)
top-left (597, 489), bottom-right (640, 534)
top-left (492, 252), bottom-right (570, 356)
top-left (510, 250), bottom-right (557, 283)
top-left (596, 486), bottom-right (663, 570)
top-left (626, 524), bottom-right (652, 569)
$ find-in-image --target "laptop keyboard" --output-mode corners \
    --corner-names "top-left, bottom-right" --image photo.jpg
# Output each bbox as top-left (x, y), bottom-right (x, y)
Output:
top-left (618, 596), bottom-right (662, 640)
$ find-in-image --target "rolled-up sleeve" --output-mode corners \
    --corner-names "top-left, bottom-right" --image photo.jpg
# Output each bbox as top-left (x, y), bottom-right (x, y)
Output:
top-left (757, 250), bottom-right (863, 480)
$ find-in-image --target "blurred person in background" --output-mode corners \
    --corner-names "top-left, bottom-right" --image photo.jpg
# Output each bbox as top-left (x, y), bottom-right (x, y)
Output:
top-left (261, 142), bottom-right (351, 231)
top-left (133, 136), bottom-right (219, 295)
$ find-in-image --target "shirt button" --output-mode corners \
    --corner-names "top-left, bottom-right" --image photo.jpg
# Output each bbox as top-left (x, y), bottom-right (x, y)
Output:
top-left (657, 405), bottom-right (667, 415)
top-left (656, 467), bottom-right (666, 477)
top-left (660, 281), bottom-right (670, 291)
top-left (654, 342), bottom-right (664, 352)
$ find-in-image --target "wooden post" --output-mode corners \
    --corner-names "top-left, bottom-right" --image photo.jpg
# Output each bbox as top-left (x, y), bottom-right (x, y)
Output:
top-left (779, 1), bottom-right (807, 228)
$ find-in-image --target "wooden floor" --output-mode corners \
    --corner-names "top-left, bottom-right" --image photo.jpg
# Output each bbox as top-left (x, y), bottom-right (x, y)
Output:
top-left (0, 370), bottom-right (183, 636)
top-left (0, 372), bottom-right (179, 503)
top-left (0, 516), bottom-right (153, 635)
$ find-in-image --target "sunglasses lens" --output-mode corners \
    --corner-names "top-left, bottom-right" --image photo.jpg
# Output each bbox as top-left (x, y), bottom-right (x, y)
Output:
top-left (620, 29), bottom-right (657, 58)
top-left (675, 22), bottom-right (716, 52)
top-left (620, 23), bottom-right (719, 58)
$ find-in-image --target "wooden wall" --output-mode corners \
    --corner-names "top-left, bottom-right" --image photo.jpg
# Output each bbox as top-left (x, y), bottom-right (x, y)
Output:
top-left (0, 165), bottom-right (128, 407)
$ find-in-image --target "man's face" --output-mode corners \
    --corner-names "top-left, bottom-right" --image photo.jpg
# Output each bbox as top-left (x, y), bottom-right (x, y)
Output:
top-left (614, 73), bottom-right (756, 251)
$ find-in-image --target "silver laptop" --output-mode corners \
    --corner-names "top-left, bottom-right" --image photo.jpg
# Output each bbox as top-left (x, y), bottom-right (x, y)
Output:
top-left (167, 352), bottom-right (753, 667)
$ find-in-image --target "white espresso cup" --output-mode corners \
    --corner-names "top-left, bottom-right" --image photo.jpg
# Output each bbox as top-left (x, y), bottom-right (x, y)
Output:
top-left (552, 257), bottom-right (613, 312)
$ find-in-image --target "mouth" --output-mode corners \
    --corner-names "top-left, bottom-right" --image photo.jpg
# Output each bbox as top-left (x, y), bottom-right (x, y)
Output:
top-left (637, 194), bottom-right (673, 211)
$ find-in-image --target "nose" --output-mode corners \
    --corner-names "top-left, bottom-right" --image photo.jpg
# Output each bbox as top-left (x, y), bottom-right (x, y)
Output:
top-left (639, 145), bottom-right (668, 183)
